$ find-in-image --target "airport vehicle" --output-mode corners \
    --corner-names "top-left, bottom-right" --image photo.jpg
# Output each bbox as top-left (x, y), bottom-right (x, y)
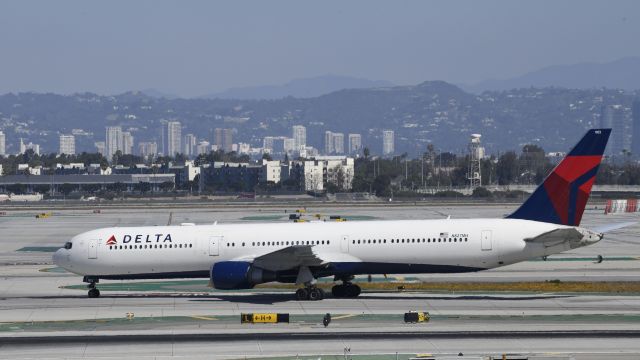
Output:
top-left (54, 129), bottom-right (625, 300)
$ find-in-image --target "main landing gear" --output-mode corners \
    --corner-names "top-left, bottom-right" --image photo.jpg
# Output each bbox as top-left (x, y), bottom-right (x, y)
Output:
top-left (331, 282), bottom-right (361, 298)
top-left (84, 276), bottom-right (100, 298)
top-left (296, 286), bottom-right (325, 301)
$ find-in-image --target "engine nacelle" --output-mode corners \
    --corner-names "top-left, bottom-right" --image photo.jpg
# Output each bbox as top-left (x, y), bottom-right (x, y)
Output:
top-left (211, 261), bottom-right (277, 290)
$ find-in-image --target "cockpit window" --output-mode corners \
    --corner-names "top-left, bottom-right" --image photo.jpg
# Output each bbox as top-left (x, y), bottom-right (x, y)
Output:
top-left (64, 242), bottom-right (73, 250)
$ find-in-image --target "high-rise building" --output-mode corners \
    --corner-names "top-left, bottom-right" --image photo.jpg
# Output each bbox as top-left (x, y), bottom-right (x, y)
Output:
top-left (95, 141), bottom-right (105, 155)
top-left (105, 126), bottom-right (122, 160)
top-left (183, 133), bottom-right (197, 157)
top-left (59, 134), bottom-right (76, 155)
top-left (121, 132), bottom-right (134, 155)
top-left (19, 138), bottom-right (40, 155)
top-left (263, 136), bottom-right (275, 152)
top-left (348, 133), bottom-right (362, 154)
top-left (196, 141), bottom-right (211, 155)
top-left (333, 133), bottom-right (344, 154)
top-left (0, 131), bottom-right (6, 156)
top-left (292, 125), bottom-right (306, 150)
top-left (165, 121), bottom-right (182, 156)
top-left (283, 138), bottom-right (295, 153)
top-left (223, 129), bottom-right (233, 152)
top-left (138, 142), bottom-right (158, 158)
top-left (632, 101), bottom-right (640, 157)
top-left (601, 105), bottom-right (630, 156)
top-left (214, 128), bottom-right (233, 152)
top-left (382, 130), bottom-right (394, 156)
top-left (324, 131), bottom-right (334, 154)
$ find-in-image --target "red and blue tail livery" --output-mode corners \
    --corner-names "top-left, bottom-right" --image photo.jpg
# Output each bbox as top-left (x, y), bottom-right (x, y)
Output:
top-left (508, 128), bottom-right (611, 226)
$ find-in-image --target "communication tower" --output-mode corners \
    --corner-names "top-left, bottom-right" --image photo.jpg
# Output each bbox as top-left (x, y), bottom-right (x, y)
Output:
top-left (468, 134), bottom-right (483, 189)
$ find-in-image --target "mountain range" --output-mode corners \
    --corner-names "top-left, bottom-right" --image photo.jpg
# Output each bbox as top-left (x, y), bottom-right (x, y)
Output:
top-left (1, 80), bottom-right (638, 157)
top-left (200, 75), bottom-right (393, 100)
top-left (464, 57), bottom-right (640, 93)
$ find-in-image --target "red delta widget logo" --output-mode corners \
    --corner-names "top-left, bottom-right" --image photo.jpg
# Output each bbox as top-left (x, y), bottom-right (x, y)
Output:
top-left (107, 233), bottom-right (173, 244)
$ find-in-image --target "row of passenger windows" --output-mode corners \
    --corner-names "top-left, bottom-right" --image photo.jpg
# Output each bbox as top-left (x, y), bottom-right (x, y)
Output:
top-left (352, 237), bottom-right (468, 244)
top-left (109, 244), bottom-right (193, 250)
top-left (226, 240), bottom-right (331, 247)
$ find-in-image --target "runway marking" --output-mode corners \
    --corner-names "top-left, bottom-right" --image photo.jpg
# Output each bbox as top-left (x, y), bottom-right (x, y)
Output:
top-left (191, 315), bottom-right (218, 321)
top-left (331, 314), bottom-right (360, 320)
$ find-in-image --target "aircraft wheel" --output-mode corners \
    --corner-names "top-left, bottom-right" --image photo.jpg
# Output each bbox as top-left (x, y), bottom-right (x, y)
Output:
top-left (88, 288), bottom-right (100, 298)
top-left (345, 284), bottom-right (361, 298)
top-left (308, 287), bottom-right (324, 301)
top-left (331, 285), bottom-right (346, 298)
top-left (296, 288), bottom-right (309, 301)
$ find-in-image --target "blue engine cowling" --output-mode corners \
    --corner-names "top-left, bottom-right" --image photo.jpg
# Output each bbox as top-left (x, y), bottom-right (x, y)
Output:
top-left (211, 261), bottom-right (277, 290)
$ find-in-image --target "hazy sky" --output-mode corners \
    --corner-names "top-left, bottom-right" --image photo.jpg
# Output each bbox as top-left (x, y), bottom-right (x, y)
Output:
top-left (1, 0), bottom-right (639, 97)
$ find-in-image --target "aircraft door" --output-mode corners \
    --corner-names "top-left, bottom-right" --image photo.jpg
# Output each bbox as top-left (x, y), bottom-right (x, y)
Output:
top-left (88, 239), bottom-right (98, 259)
top-left (481, 230), bottom-right (492, 251)
top-left (209, 236), bottom-right (222, 256)
top-left (341, 235), bottom-right (349, 253)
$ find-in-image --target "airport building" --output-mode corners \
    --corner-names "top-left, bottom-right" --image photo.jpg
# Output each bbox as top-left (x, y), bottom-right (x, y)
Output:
top-left (58, 134), bottom-right (76, 155)
top-left (0, 173), bottom-right (175, 194)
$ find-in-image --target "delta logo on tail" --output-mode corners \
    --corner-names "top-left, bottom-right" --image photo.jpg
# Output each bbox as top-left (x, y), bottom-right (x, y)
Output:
top-left (508, 129), bottom-right (611, 226)
top-left (106, 235), bottom-right (117, 245)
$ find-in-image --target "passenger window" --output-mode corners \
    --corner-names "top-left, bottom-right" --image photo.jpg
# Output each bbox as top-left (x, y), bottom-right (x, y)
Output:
top-left (189, 244), bottom-right (193, 248)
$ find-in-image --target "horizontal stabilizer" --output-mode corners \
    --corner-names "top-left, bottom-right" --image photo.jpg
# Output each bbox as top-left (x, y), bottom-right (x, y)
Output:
top-left (524, 228), bottom-right (583, 244)
top-left (594, 221), bottom-right (637, 234)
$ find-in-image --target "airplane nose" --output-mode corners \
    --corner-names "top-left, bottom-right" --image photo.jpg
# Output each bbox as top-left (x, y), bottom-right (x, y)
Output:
top-left (53, 249), bottom-right (66, 267)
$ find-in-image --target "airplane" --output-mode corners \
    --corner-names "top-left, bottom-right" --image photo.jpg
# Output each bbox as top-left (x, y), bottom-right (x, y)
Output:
top-left (53, 128), bottom-right (627, 301)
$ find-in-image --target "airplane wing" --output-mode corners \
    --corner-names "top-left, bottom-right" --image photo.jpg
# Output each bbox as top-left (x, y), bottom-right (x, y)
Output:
top-left (524, 228), bottom-right (583, 246)
top-left (233, 245), bottom-right (362, 272)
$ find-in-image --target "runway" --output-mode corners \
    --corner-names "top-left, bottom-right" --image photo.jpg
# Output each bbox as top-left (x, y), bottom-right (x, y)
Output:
top-left (1, 203), bottom-right (639, 359)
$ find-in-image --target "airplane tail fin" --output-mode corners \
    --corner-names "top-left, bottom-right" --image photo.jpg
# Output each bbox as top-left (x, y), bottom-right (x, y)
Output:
top-left (507, 129), bottom-right (611, 226)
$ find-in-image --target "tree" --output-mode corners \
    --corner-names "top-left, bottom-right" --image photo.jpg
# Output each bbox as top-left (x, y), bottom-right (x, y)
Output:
top-left (372, 175), bottom-right (391, 197)
top-left (262, 153), bottom-right (273, 161)
top-left (363, 147), bottom-right (370, 159)
top-left (496, 151), bottom-right (518, 185)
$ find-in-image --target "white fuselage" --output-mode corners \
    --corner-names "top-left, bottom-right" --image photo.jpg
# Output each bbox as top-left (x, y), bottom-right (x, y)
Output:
top-left (53, 218), bottom-right (589, 279)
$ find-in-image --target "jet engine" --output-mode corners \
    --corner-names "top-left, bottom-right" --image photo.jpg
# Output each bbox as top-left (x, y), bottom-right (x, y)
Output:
top-left (210, 261), bottom-right (277, 290)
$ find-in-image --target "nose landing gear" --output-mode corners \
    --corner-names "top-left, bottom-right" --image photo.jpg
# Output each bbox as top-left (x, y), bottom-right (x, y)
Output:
top-left (84, 276), bottom-right (101, 298)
